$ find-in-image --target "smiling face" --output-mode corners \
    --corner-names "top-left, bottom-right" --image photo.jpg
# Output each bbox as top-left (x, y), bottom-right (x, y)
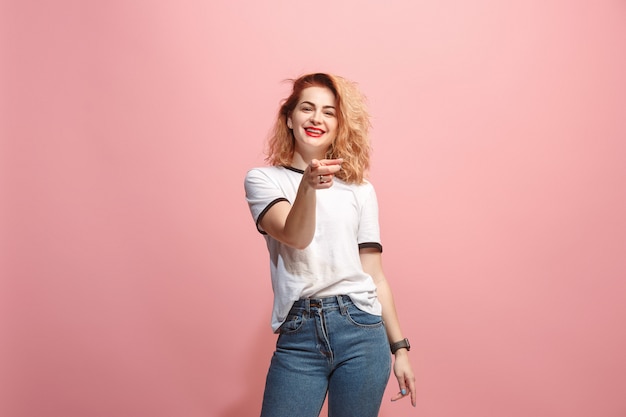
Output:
top-left (287, 86), bottom-right (338, 161)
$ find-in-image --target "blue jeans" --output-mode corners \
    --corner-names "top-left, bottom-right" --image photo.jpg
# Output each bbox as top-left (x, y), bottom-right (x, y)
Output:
top-left (260, 295), bottom-right (391, 417)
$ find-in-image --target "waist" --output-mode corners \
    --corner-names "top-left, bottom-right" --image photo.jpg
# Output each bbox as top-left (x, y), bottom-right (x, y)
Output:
top-left (292, 295), bottom-right (353, 311)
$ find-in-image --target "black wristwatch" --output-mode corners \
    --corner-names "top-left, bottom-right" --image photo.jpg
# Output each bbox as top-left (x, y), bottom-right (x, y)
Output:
top-left (390, 338), bottom-right (411, 354)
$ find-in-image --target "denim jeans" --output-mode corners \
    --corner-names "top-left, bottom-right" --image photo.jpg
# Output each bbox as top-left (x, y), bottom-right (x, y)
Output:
top-left (260, 295), bottom-right (391, 417)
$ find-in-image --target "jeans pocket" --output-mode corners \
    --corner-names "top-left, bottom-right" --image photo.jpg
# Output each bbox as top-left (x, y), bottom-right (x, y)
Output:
top-left (278, 313), bottom-right (305, 334)
top-left (345, 305), bottom-right (383, 328)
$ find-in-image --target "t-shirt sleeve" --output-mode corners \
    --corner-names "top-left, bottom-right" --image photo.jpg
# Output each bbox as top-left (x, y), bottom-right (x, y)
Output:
top-left (244, 168), bottom-right (289, 234)
top-left (357, 183), bottom-right (383, 252)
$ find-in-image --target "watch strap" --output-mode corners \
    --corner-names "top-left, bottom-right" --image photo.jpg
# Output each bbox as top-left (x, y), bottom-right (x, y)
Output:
top-left (390, 338), bottom-right (410, 354)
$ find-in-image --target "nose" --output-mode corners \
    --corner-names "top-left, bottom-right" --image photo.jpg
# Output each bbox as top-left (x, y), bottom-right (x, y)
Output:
top-left (309, 110), bottom-right (322, 124)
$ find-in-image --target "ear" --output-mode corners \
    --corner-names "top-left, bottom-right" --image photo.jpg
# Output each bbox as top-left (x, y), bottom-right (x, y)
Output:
top-left (287, 117), bottom-right (293, 129)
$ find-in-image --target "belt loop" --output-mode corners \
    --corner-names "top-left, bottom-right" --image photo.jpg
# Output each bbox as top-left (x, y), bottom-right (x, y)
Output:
top-left (304, 298), bottom-right (311, 316)
top-left (337, 295), bottom-right (348, 315)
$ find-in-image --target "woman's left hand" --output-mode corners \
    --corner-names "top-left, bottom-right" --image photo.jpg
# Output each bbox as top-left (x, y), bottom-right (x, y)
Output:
top-left (390, 351), bottom-right (416, 407)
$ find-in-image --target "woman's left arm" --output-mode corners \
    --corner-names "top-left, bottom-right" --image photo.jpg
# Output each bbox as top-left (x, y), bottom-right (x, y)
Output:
top-left (360, 248), bottom-right (416, 407)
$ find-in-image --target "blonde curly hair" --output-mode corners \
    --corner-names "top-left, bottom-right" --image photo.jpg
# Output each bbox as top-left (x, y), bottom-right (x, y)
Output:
top-left (265, 73), bottom-right (371, 184)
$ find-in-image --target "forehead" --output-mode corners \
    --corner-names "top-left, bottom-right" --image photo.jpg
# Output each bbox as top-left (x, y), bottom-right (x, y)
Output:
top-left (298, 86), bottom-right (336, 105)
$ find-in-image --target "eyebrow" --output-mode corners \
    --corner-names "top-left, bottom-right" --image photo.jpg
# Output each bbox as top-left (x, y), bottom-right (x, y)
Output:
top-left (300, 101), bottom-right (336, 109)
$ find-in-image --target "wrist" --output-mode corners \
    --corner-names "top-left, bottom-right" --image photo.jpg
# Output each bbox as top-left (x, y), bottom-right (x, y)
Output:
top-left (390, 338), bottom-right (411, 354)
top-left (393, 348), bottom-right (409, 358)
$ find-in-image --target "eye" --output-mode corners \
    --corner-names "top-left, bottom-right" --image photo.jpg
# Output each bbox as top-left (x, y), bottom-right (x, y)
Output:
top-left (301, 106), bottom-right (313, 112)
top-left (324, 111), bottom-right (336, 117)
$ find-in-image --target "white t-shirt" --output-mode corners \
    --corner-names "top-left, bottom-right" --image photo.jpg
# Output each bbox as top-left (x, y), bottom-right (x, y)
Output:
top-left (244, 166), bottom-right (383, 332)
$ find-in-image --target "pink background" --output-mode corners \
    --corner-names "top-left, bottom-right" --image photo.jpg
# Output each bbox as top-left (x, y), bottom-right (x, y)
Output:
top-left (2, 1), bottom-right (626, 416)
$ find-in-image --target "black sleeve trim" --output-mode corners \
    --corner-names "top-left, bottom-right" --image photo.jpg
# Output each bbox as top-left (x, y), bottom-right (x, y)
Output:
top-left (358, 242), bottom-right (383, 253)
top-left (256, 198), bottom-right (290, 234)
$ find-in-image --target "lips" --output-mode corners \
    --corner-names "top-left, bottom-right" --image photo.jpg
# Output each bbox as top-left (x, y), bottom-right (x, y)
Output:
top-left (305, 127), bottom-right (325, 137)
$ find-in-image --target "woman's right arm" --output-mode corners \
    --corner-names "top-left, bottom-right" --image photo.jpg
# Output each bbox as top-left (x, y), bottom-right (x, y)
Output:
top-left (259, 158), bottom-right (342, 249)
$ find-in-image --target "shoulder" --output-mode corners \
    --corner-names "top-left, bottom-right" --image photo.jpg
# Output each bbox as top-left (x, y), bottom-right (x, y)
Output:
top-left (246, 166), bottom-right (280, 177)
top-left (245, 166), bottom-right (284, 183)
top-left (344, 178), bottom-right (377, 195)
top-left (244, 166), bottom-right (302, 193)
top-left (345, 179), bottom-right (379, 207)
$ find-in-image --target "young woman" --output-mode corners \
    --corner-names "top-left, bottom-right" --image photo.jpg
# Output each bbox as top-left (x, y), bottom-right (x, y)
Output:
top-left (245, 73), bottom-right (415, 417)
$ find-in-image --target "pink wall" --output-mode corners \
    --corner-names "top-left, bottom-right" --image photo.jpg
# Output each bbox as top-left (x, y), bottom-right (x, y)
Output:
top-left (2, 1), bottom-right (625, 416)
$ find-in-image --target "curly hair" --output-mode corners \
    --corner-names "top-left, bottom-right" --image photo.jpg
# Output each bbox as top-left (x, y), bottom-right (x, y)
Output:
top-left (265, 73), bottom-right (371, 184)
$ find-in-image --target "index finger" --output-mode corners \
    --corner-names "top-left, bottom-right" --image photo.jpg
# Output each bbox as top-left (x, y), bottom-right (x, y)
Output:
top-left (408, 377), bottom-right (416, 407)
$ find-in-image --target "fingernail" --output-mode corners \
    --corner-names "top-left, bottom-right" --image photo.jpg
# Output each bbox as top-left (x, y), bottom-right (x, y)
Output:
top-left (401, 389), bottom-right (407, 395)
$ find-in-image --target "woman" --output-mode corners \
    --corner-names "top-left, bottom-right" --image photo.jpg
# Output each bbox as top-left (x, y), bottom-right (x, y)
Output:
top-left (245, 73), bottom-right (415, 417)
